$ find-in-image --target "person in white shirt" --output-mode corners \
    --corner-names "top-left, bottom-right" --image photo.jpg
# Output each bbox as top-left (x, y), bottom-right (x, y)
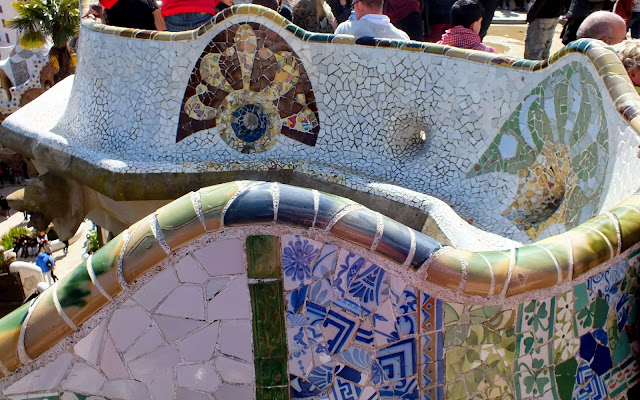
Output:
top-left (334, 0), bottom-right (410, 40)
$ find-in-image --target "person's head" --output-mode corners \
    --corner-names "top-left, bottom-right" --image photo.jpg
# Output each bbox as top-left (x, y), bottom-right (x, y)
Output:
top-left (577, 11), bottom-right (627, 45)
top-left (450, 0), bottom-right (484, 33)
top-left (253, 0), bottom-right (279, 11)
top-left (615, 40), bottom-right (640, 86)
top-left (352, 0), bottom-right (383, 20)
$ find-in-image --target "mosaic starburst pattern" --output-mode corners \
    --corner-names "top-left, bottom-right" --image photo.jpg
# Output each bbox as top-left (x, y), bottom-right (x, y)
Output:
top-left (177, 23), bottom-right (320, 153)
top-left (468, 62), bottom-right (608, 240)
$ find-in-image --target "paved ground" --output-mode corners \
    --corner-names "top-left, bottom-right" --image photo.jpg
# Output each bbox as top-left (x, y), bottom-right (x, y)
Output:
top-left (486, 10), bottom-right (565, 59)
top-left (0, 184), bottom-right (89, 281)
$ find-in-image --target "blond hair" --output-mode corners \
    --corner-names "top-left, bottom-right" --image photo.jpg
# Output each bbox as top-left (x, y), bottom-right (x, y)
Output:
top-left (614, 40), bottom-right (640, 72)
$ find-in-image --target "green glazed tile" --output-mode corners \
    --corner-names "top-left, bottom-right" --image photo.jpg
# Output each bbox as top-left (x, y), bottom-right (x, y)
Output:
top-left (199, 182), bottom-right (241, 232)
top-left (448, 380), bottom-right (468, 400)
top-left (593, 297), bottom-right (609, 329)
top-left (555, 358), bottom-right (578, 400)
top-left (444, 324), bottom-right (469, 347)
top-left (256, 387), bottom-right (288, 399)
top-left (247, 236), bottom-right (281, 279)
top-left (250, 281), bottom-right (286, 358)
top-left (614, 330), bottom-right (631, 364)
top-left (573, 284), bottom-right (589, 312)
top-left (91, 231), bottom-right (126, 276)
top-left (255, 357), bottom-right (287, 386)
top-left (444, 303), bottom-right (465, 326)
top-left (157, 192), bottom-right (206, 248)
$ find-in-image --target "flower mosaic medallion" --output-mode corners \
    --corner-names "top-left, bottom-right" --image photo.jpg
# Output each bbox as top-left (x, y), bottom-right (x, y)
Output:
top-left (468, 62), bottom-right (608, 240)
top-left (177, 23), bottom-right (320, 153)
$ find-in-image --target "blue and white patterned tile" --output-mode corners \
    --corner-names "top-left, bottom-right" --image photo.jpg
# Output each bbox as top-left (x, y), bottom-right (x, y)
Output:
top-left (379, 377), bottom-right (419, 399)
top-left (347, 263), bottom-right (389, 313)
top-left (335, 363), bottom-right (368, 385)
top-left (322, 308), bottom-right (360, 355)
top-left (308, 278), bottom-right (334, 308)
top-left (313, 243), bottom-right (338, 279)
top-left (354, 320), bottom-right (375, 348)
top-left (337, 346), bottom-right (373, 371)
top-left (288, 326), bottom-right (310, 353)
top-left (421, 385), bottom-right (444, 400)
top-left (376, 338), bottom-right (416, 381)
top-left (289, 346), bottom-right (315, 378)
top-left (397, 312), bottom-right (418, 337)
top-left (373, 299), bottom-right (401, 346)
top-left (588, 261), bottom-right (627, 307)
top-left (329, 378), bottom-right (362, 400)
top-left (308, 363), bottom-right (336, 390)
top-left (359, 386), bottom-right (379, 400)
top-left (282, 234), bottom-right (322, 290)
top-left (334, 250), bottom-right (367, 298)
top-left (572, 360), bottom-right (608, 400)
top-left (291, 374), bottom-right (325, 398)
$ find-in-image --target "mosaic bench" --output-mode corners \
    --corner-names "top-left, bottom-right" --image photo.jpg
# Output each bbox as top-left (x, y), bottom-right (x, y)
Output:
top-left (0, 181), bottom-right (638, 400)
top-left (0, 3), bottom-right (639, 400)
top-left (1, 5), bottom-right (639, 246)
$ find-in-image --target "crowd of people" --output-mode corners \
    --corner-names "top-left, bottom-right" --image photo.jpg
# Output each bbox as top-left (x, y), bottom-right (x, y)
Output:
top-left (85, 0), bottom-right (640, 89)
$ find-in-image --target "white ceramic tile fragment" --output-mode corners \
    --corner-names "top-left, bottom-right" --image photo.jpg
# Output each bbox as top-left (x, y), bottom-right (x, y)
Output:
top-left (123, 325), bottom-right (166, 362)
top-left (149, 368), bottom-right (175, 400)
top-left (133, 267), bottom-right (180, 311)
top-left (178, 321), bottom-right (220, 362)
top-left (100, 334), bottom-right (130, 379)
top-left (129, 344), bottom-right (181, 383)
top-left (61, 362), bottom-right (107, 394)
top-left (194, 239), bottom-right (245, 276)
top-left (207, 274), bottom-right (251, 321)
top-left (156, 285), bottom-right (205, 320)
top-left (219, 320), bottom-right (253, 362)
top-left (175, 255), bottom-right (209, 283)
top-left (206, 277), bottom-right (230, 300)
top-left (215, 383), bottom-right (255, 399)
top-left (177, 363), bottom-right (222, 393)
top-left (74, 319), bottom-right (107, 366)
top-left (153, 314), bottom-right (207, 342)
top-left (108, 306), bottom-right (153, 352)
top-left (214, 356), bottom-right (255, 384)
top-left (102, 379), bottom-right (152, 400)
top-left (3, 353), bottom-right (73, 395)
top-left (175, 387), bottom-right (211, 400)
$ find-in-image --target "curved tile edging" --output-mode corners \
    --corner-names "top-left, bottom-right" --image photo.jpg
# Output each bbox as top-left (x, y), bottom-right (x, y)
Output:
top-left (0, 181), bottom-right (639, 376)
top-left (77, 4), bottom-right (640, 131)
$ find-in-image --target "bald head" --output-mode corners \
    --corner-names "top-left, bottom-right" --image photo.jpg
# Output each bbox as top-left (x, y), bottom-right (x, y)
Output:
top-left (577, 11), bottom-right (627, 45)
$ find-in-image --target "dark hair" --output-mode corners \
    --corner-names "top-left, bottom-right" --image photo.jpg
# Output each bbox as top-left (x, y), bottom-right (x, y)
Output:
top-left (450, 0), bottom-right (484, 28)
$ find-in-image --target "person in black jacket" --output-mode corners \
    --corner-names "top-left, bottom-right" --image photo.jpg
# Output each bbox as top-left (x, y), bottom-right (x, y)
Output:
top-left (524, 0), bottom-right (570, 59)
top-left (561, 0), bottom-right (605, 44)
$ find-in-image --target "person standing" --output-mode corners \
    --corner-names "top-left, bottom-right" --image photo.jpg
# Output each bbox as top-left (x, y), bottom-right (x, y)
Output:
top-left (383, 0), bottom-right (424, 40)
top-left (162, 0), bottom-right (220, 31)
top-left (561, 0), bottom-right (605, 44)
top-left (35, 249), bottom-right (55, 286)
top-left (477, 0), bottom-right (498, 38)
top-left (524, 0), bottom-right (570, 59)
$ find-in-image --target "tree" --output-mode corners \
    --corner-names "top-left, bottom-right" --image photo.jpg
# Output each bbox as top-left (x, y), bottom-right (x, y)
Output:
top-left (7, 0), bottom-right (79, 83)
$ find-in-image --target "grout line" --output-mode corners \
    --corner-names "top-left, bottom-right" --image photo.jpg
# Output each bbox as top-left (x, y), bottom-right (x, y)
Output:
top-left (52, 287), bottom-right (78, 331)
top-left (87, 255), bottom-right (113, 301)
top-left (149, 214), bottom-right (171, 255)
top-left (191, 191), bottom-right (206, 231)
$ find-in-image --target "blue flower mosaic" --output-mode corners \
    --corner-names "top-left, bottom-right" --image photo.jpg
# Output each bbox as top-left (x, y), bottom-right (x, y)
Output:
top-left (283, 242), bottom-right (444, 399)
top-left (282, 235), bottom-right (320, 288)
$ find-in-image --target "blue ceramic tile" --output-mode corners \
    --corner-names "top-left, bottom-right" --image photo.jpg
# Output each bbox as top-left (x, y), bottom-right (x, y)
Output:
top-left (314, 192), bottom-right (354, 229)
top-left (331, 378), bottom-right (362, 400)
top-left (313, 244), bottom-right (338, 279)
top-left (411, 232), bottom-right (444, 270)
top-left (277, 184), bottom-right (316, 227)
top-left (347, 263), bottom-right (389, 313)
top-left (223, 182), bottom-right (274, 225)
top-left (376, 338), bottom-right (416, 381)
top-left (591, 345), bottom-right (613, 376)
top-left (331, 208), bottom-right (379, 249)
top-left (322, 308), bottom-right (359, 354)
top-left (281, 234), bottom-right (321, 290)
top-left (375, 216), bottom-right (412, 264)
top-left (334, 250), bottom-right (367, 298)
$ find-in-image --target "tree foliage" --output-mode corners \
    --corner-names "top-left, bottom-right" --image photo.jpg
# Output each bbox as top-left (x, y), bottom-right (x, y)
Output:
top-left (7, 0), bottom-right (79, 50)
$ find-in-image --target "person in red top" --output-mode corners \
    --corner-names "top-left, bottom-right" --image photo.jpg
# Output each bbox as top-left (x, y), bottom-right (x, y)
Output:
top-left (161, 0), bottom-right (221, 31)
top-left (382, 0), bottom-right (423, 41)
top-left (437, 0), bottom-right (497, 53)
